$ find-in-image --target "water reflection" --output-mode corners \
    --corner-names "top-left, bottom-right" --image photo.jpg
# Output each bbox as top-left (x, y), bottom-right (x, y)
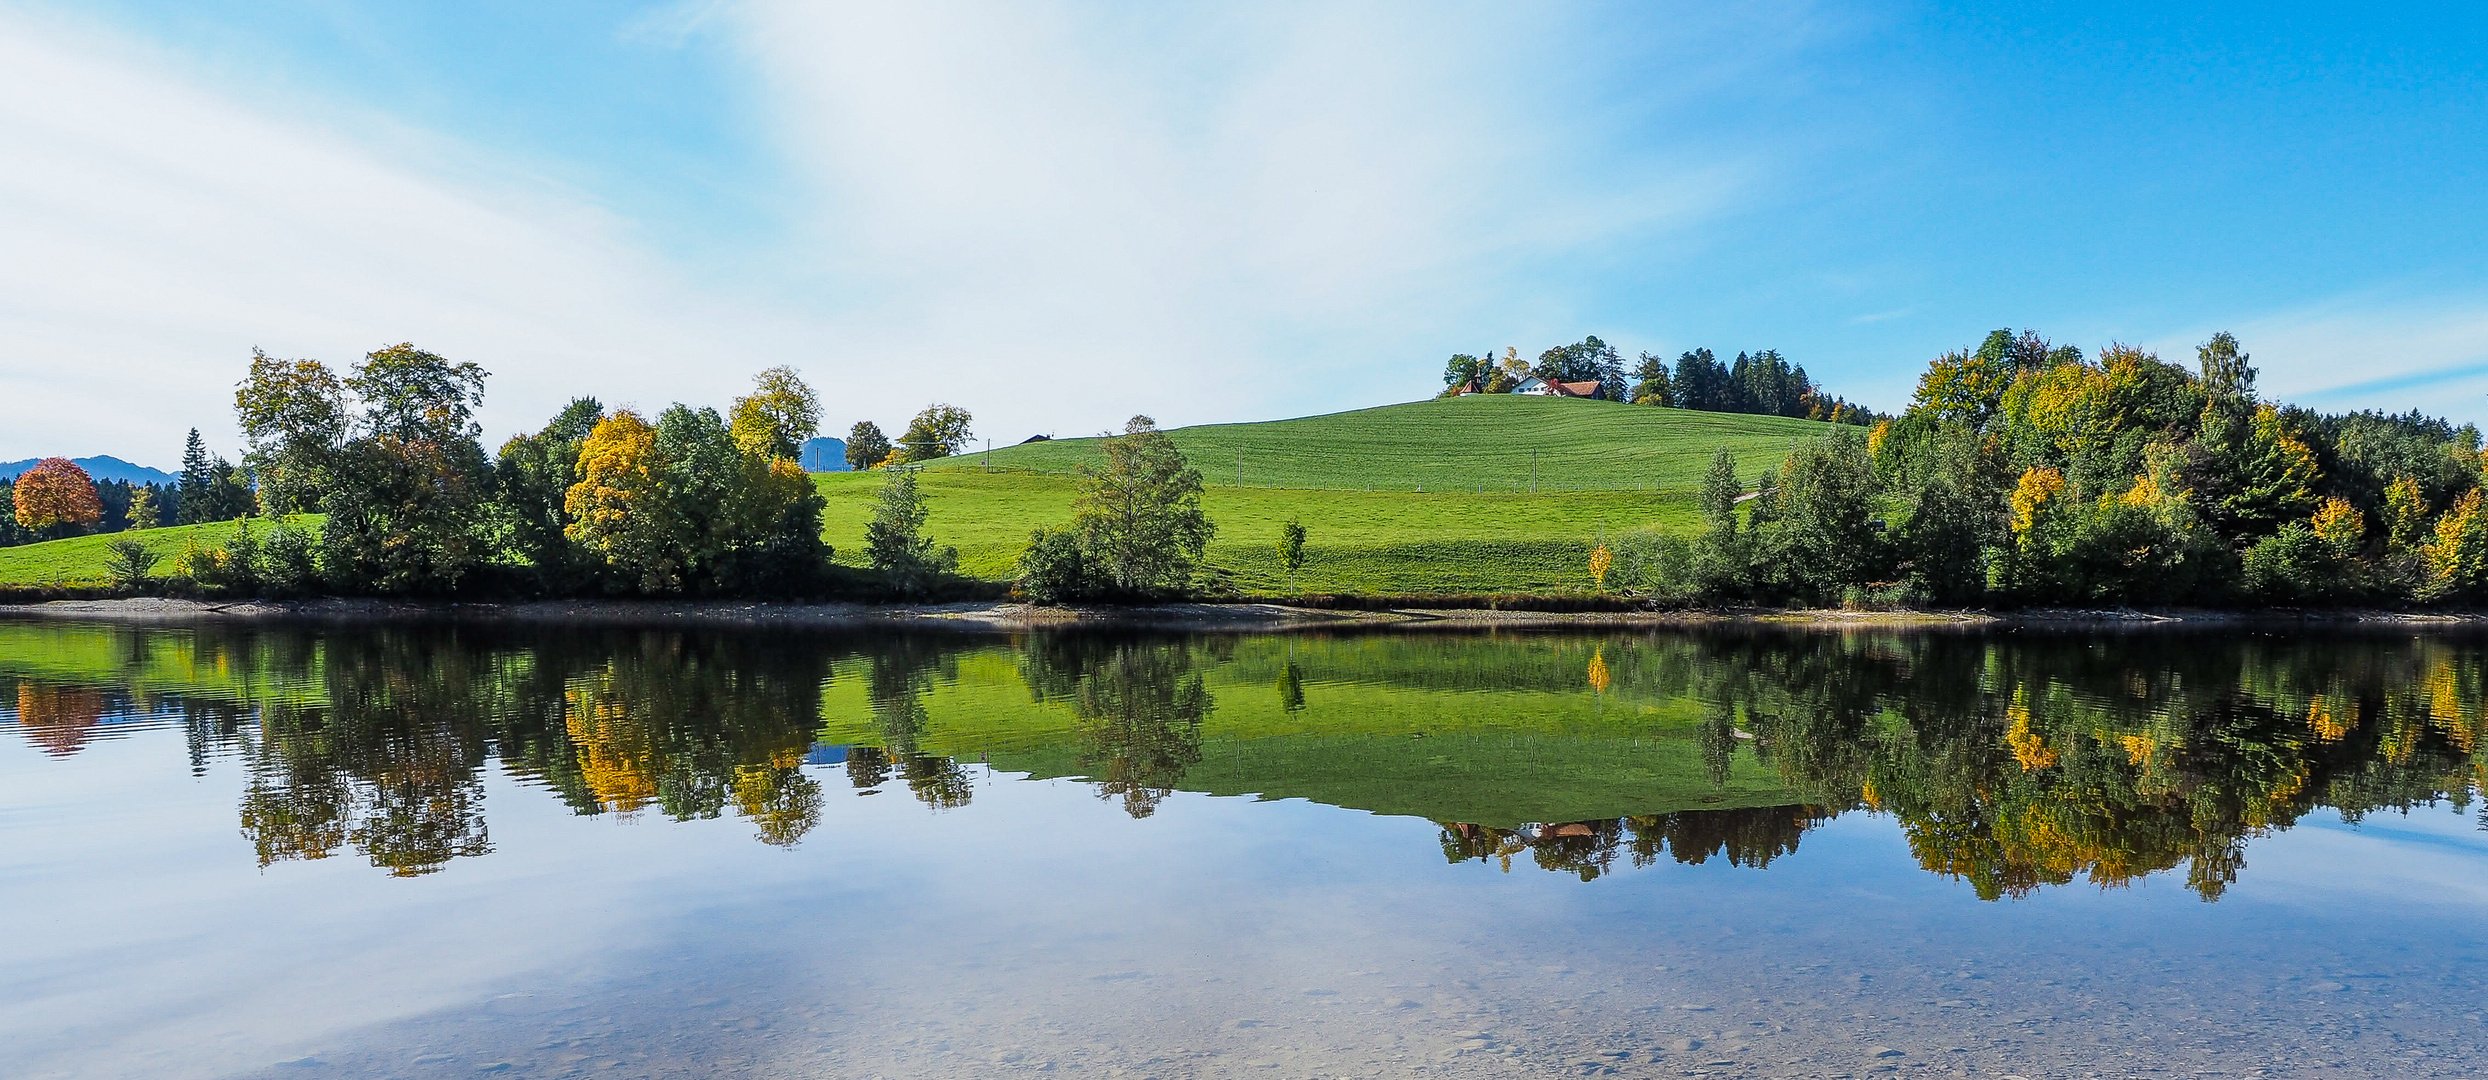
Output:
top-left (2, 621), bottom-right (2482, 898)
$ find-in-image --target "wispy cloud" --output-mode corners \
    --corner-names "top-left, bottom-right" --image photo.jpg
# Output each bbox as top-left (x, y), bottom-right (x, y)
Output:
top-left (0, 1), bottom-right (1839, 460)
top-left (2153, 291), bottom-right (2488, 424)
top-left (0, 9), bottom-right (814, 462)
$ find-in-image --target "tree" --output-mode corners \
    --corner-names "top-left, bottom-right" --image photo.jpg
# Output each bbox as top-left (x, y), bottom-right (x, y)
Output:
top-left (177, 429), bottom-right (212, 525)
top-left (1071, 416), bottom-right (1214, 597)
top-left (1672, 349), bottom-right (1736, 412)
top-left (566, 409), bottom-right (679, 592)
top-left (2198, 331), bottom-right (2256, 399)
top-left (865, 468), bottom-right (954, 595)
top-left (1630, 352), bottom-right (1674, 406)
top-left (845, 421), bottom-right (893, 470)
top-left (1016, 526), bottom-right (1091, 604)
top-left (1440, 353), bottom-right (1489, 396)
top-left (233, 348), bottom-right (347, 514)
top-left (12, 458), bottom-right (102, 535)
top-left (728, 366), bottom-right (821, 460)
top-left (1535, 336), bottom-right (1627, 400)
top-left (1752, 428), bottom-right (1887, 602)
top-left (1277, 520), bottom-right (1307, 588)
top-left (895, 404), bottom-right (973, 464)
top-left (316, 344), bottom-right (496, 593)
top-left (127, 487), bottom-right (160, 530)
top-left (497, 397), bottom-right (604, 592)
top-left (1689, 446), bottom-right (1748, 593)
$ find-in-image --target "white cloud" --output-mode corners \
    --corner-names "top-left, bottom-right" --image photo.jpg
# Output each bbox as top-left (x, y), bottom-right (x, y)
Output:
top-left (0, 10), bottom-right (815, 464)
top-left (714, 0), bottom-right (1774, 432)
top-left (2152, 292), bottom-right (2488, 425)
top-left (0, 1), bottom-right (1818, 462)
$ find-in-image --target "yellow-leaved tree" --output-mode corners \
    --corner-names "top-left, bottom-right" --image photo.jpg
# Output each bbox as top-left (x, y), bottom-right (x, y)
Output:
top-left (564, 410), bottom-right (680, 592)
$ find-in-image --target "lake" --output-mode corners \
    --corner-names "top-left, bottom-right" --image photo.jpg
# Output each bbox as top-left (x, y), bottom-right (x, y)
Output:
top-left (2, 619), bottom-right (2483, 1079)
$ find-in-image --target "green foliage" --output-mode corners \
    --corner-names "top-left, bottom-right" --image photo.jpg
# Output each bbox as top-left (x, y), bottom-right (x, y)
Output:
top-left (895, 404), bottom-right (974, 464)
top-left (1629, 351), bottom-right (1673, 406)
top-left (1067, 416), bottom-right (1214, 597)
top-left (1015, 526), bottom-right (1091, 604)
top-left (865, 468), bottom-right (955, 596)
top-left (495, 397), bottom-right (604, 593)
top-left (1533, 336), bottom-right (1628, 401)
top-left (315, 344), bottom-right (497, 594)
top-left (102, 537), bottom-right (158, 589)
top-left (232, 348), bottom-right (348, 514)
top-left (1276, 520), bottom-right (1307, 585)
top-left (728, 366), bottom-right (821, 460)
top-left (844, 421), bottom-right (892, 471)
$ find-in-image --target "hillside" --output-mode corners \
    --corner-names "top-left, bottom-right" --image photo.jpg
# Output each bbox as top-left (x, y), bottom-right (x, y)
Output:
top-left (0, 519), bottom-right (293, 588)
top-left (818, 397), bottom-right (1837, 592)
top-left (931, 395), bottom-right (1835, 492)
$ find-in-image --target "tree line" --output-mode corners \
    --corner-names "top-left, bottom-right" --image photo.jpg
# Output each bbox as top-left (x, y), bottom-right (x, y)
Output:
top-left (1600, 327), bottom-right (2488, 608)
top-left (1439, 335), bottom-right (1878, 425)
top-left (53, 342), bottom-right (1215, 602)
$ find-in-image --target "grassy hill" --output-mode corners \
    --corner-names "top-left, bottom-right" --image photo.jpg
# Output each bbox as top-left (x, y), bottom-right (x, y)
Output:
top-left (819, 396), bottom-right (1836, 592)
top-left (0, 519), bottom-right (288, 589)
top-left (927, 394), bottom-right (1832, 492)
top-left (0, 398), bottom-right (1835, 596)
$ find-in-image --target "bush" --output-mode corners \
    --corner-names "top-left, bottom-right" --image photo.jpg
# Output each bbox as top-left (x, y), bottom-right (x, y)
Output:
top-left (1016, 526), bottom-right (1091, 604)
top-left (103, 538), bottom-right (159, 590)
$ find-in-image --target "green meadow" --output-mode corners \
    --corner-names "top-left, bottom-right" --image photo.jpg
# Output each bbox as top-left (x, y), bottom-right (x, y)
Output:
top-left (817, 396), bottom-right (1834, 593)
top-left (0, 397), bottom-right (1834, 595)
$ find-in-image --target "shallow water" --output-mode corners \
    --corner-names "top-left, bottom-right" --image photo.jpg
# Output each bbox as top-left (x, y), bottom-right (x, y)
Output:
top-left (2, 621), bottom-right (2483, 1080)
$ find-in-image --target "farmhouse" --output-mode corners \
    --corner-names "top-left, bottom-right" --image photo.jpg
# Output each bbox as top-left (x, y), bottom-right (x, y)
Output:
top-left (1512, 376), bottom-right (1602, 398)
top-left (1449, 375), bottom-right (1603, 397)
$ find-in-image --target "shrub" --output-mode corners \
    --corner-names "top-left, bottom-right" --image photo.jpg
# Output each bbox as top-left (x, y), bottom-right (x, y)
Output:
top-left (1016, 526), bottom-right (1092, 605)
top-left (103, 538), bottom-right (159, 590)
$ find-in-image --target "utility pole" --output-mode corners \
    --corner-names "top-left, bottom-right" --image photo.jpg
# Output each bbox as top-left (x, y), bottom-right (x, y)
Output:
top-left (984, 438), bottom-right (991, 472)
top-left (1532, 449), bottom-right (1539, 493)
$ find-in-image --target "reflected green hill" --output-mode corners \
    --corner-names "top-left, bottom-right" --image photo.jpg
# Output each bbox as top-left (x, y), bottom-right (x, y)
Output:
top-left (814, 637), bottom-right (1799, 826)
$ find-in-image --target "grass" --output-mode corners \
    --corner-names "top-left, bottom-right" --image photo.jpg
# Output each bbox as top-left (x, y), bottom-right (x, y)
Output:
top-left (0, 398), bottom-right (1834, 596)
top-left (0, 518), bottom-right (310, 588)
top-left (927, 393), bottom-right (1833, 492)
top-left (819, 396), bottom-right (1831, 593)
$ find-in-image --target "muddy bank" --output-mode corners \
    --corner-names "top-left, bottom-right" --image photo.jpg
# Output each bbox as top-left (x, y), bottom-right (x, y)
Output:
top-left (4, 596), bottom-right (2485, 634)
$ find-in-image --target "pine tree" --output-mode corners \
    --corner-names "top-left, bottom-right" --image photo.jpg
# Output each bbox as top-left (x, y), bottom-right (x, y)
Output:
top-left (177, 429), bottom-right (212, 525)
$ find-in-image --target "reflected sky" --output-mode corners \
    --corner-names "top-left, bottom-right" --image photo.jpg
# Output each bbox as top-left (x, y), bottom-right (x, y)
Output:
top-left (3, 622), bottom-right (2485, 1080)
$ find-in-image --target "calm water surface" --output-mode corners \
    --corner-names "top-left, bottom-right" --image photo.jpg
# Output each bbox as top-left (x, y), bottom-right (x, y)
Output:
top-left (2, 621), bottom-right (2484, 1080)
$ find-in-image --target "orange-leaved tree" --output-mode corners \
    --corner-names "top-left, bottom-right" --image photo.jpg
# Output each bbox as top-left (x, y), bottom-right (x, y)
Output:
top-left (12, 458), bottom-right (102, 535)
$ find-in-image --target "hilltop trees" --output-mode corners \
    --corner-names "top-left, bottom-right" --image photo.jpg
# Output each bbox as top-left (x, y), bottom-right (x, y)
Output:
top-left (845, 421), bottom-right (892, 470)
top-left (895, 405), bottom-right (974, 464)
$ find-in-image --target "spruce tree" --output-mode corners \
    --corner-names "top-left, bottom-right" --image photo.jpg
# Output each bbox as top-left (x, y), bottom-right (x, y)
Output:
top-left (177, 429), bottom-right (211, 524)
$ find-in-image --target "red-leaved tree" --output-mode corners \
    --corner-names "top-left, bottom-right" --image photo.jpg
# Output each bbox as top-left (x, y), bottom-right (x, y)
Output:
top-left (12, 457), bottom-right (102, 535)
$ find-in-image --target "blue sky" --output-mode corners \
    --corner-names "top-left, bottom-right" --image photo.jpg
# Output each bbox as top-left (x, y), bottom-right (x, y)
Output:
top-left (3, 1), bottom-right (2484, 464)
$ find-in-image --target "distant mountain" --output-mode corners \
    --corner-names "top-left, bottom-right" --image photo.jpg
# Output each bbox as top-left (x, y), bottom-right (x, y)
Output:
top-left (799, 437), bottom-right (849, 472)
top-left (0, 455), bottom-right (177, 485)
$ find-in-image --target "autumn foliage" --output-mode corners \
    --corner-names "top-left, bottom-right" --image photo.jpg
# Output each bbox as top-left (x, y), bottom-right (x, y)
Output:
top-left (12, 457), bottom-right (102, 533)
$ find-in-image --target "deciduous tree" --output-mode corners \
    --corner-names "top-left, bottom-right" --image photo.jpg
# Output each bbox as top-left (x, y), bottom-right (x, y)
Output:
top-left (12, 458), bottom-right (101, 535)
top-left (728, 366), bottom-right (821, 460)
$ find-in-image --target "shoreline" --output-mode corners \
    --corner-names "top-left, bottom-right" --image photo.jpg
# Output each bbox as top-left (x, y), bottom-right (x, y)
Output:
top-left (4, 597), bottom-right (2486, 634)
